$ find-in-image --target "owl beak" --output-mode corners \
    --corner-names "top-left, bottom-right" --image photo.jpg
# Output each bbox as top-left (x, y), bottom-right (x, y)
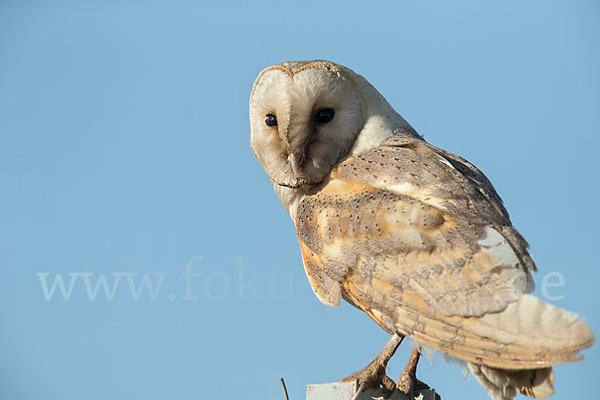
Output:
top-left (288, 152), bottom-right (305, 177)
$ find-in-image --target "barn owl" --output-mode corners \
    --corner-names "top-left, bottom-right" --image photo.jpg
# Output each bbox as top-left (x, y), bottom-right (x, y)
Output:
top-left (249, 60), bottom-right (594, 400)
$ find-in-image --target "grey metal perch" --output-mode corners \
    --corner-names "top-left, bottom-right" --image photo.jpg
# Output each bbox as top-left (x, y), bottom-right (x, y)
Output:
top-left (306, 381), bottom-right (438, 400)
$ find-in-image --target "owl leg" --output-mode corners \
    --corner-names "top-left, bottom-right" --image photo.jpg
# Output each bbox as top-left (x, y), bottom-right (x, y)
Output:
top-left (340, 332), bottom-right (405, 395)
top-left (396, 345), bottom-right (422, 395)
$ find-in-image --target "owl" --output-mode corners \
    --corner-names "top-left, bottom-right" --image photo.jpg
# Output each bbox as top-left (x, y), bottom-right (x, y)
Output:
top-left (249, 60), bottom-right (594, 400)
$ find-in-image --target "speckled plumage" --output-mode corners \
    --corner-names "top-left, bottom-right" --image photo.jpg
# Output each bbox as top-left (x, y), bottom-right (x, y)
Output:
top-left (249, 60), bottom-right (594, 400)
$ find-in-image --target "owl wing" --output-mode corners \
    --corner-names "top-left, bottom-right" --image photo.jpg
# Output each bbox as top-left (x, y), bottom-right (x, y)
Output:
top-left (295, 133), bottom-right (593, 369)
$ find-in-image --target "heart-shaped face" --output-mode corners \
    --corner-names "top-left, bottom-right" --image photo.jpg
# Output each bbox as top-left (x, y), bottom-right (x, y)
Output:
top-left (249, 61), bottom-right (366, 188)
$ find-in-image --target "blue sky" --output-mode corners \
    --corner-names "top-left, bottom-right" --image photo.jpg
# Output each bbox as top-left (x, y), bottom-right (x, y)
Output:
top-left (0, 1), bottom-right (598, 399)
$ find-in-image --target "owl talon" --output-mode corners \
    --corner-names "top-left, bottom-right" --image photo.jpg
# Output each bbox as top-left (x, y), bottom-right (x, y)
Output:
top-left (396, 345), bottom-right (422, 396)
top-left (341, 332), bottom-right (405, 395)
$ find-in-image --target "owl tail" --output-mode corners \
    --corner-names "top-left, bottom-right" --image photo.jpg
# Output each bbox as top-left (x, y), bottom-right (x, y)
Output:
top-left (392, 294), bottom-right (594, 369)
top-left (467, 363), bottom-right (554, 400)
top-left (387, 294), bottom-right (594, 398)
top-left (459, 294), bottom-right (591, 399)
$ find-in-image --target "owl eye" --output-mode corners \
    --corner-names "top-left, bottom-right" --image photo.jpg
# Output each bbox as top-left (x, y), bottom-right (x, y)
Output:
top-left (315, 108), bottom-right (335, 123)
top-left (265, 114), bottom-right (278, 127)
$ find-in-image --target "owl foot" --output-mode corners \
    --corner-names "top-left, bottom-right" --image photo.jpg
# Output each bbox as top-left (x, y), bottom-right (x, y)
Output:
top-left (396, 345), bottom-right (423, 396)
top-left (341, 332), bottom-right (405, 397)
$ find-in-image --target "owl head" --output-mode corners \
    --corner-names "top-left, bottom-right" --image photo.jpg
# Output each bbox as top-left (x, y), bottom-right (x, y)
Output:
top-left (249, 60), bottom-right (416, 188)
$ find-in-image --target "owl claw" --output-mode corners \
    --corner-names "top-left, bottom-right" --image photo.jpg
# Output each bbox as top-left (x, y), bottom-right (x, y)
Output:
top-left (396, 346), bottom-right (439, 400)
top-left (341, 367), bottom-right (396, 397)
top-left (340, 332), bottom-right (405, 396)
